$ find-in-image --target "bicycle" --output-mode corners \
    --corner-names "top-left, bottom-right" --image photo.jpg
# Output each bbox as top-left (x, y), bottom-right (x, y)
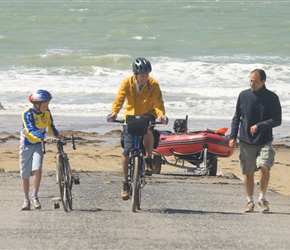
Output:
top-left (114, 115), bottom-right (162, 212)
top-left (42, 135), bottom-right (80, 212)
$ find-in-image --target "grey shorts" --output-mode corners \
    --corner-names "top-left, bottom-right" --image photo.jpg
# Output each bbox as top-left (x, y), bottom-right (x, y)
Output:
top-left (20, 143), bottom-right (44, 178)
top-left (239, 141), bottom-right (275, 175)
top-left (122, 125), bottom-right (155, 156)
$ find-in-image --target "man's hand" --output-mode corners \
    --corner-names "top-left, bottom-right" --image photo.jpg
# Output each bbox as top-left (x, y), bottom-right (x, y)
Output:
top-left (107, 114), bottom-right (116, 122)
top-left (159, 116), bottom-right (169, 125)
top-left (250, 125), bottom-right (258, 136)
top-left (229, 139), bottom-right (236, 148)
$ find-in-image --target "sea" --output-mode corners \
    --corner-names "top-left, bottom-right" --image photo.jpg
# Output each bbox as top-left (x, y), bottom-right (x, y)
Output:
top-left (0, 1), bottom-right (290, 144)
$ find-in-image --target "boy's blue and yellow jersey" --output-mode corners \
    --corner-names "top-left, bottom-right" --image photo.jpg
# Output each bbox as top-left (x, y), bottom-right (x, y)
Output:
top-left (20, 107), bottom-right (59, 146)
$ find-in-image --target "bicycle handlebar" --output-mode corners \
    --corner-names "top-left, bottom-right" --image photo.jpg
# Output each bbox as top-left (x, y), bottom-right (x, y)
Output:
top-left (112, 119), bottom-right (163, 125)
top-left (42, 134), bottom-right (76, 154)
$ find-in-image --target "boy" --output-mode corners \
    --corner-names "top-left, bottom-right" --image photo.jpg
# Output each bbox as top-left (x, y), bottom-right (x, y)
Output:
top-left (20, 89), bottom-right (61, 210)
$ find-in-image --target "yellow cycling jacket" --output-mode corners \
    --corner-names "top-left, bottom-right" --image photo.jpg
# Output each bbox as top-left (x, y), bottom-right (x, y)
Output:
top-left (111, 76), bottom-right (165, 120)
top-left (20, 107), bottom-right (59, 146)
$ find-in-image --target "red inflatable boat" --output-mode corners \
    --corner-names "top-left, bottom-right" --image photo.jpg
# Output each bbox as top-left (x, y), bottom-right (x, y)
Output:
top-left (155, 129), bottom-right (234, 157)
top-left (152, 116), bottom-right (235, 176)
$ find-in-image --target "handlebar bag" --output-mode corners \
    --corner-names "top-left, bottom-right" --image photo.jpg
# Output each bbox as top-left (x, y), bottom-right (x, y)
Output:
top-left (126, 115), bottom-right (150, 136)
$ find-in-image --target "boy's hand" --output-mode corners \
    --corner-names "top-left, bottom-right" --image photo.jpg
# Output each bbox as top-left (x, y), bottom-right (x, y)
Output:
top-left (44, 138), bottom-right (53, 143)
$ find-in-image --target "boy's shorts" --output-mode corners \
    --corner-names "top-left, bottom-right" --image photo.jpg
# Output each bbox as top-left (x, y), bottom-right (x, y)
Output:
top-left (239, 141), bottom-right (275, 175)
top-left (20, 143), bottom-right (44, 178)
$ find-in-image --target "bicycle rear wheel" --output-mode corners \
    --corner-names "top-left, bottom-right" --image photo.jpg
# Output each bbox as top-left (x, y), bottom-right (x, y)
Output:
top-left (131, 156), bottom-right (140, 212)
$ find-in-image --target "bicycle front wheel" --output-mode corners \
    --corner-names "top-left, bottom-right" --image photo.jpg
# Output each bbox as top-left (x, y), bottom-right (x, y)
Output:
top-left (57, 154), bottom-right (67, 212)
top-left (131, 156), bottom-right (140, 212)
top-left (57, 156), bottom-right (72, 212)
top-left (66, 161), bottom-right (73, 210)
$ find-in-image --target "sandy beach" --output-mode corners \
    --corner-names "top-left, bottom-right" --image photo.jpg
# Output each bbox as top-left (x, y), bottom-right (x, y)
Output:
top-left (1, 130), bottom-right (290, 197)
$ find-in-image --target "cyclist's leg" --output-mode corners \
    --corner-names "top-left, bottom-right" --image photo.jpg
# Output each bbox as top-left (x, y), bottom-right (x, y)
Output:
top-left (20, 145), bottom-right (33, 210)
top-left (143, 116), bottom-right (155, 174)
top-left (121, 125), bottom-right (134, 200)
top-left (31, 144), bottom-right (43, 209)
top-left (143, 128), bottom-right (155, 174)
top-left (122, 155), bottom-right (129, 180)
top-left (31, 144), bottom-right (43, 193)
top-left (143, 129), bottom-right (154, 158)
top-left (122, 125), bottom-right (134, 180)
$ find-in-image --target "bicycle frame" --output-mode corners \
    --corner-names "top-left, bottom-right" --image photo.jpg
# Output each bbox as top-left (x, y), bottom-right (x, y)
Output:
top-left (128, 134), bottom-right (146, 212)
top-left (42, 135), bottom-right (79, 212)
top-left (112, 115), bottom-right (163, 212)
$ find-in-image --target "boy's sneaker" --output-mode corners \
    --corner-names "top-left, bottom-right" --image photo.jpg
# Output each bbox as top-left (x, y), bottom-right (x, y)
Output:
top-left (145, 157), bottom-right (154, 175)
top-left (244, 201), bottom-right (254, 213)
top-left (21, 201), bottom-right (31, 211)
top-left (121, 181), bottom-right (130, 200)
top-left (31, 197), bottom-right (41, 209)
top-left (257, 199), bottom-right (269, 212)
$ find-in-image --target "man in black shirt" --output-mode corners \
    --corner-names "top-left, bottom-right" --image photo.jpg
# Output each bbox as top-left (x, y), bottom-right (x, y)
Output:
top-left (229, 69), bottom-right (282, 213)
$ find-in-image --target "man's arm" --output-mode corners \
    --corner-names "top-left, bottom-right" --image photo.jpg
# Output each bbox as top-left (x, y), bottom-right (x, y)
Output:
top-left (229, 94), bottom-right (241, 141)
top-left (256, 95), bottom-right (282, 131)
top-left (111, 80), bottom-right (127, 116)
top-left (152, 83), bottom-right (165, 117)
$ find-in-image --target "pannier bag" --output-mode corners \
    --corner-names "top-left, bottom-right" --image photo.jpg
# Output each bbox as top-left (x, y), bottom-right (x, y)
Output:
top-left (173, 119), bottom-right (188, 133)
top-left (126, 115), bottom-right (150, 136)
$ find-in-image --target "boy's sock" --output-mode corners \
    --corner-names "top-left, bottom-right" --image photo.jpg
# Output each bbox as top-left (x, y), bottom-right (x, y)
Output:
top-left (259, 194), bottom-right (265, 200)
top-left (24, 192), bottom-right (29, 202)
top-left (31, 189), bottom-right (39, 199)
top-left (247, 196), bottom-right (254, 202)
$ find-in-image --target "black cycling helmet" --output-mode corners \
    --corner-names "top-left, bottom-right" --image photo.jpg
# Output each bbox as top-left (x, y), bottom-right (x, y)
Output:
top-left (132, 57), bottom-right (152, 74)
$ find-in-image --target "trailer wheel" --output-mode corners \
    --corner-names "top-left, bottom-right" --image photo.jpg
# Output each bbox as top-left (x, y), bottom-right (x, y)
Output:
top-left (153, 155), bottom-right (162, 174)
top-left (208, 156), bottom-right (217, 176)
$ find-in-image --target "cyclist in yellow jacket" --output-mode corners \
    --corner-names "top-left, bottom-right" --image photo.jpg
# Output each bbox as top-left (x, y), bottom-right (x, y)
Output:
top-left (108, 57), bottom-right (168, 200)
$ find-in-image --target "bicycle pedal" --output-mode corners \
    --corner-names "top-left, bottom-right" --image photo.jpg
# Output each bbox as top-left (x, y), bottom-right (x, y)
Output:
top-left (52, 197), bottom-right (61, 202)
top-left (53, 203), bottom-right (60, 209)
top-left (73, 175), bottom-right (80, 185)
top-left (52, 197), bottom-right (60, 209)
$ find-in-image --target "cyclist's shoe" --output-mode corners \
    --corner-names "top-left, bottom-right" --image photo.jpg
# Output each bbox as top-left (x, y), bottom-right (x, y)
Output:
top-left (244, 201), bottom-right (254, 213)
top-left (21, 201), bottom-right (31, 211)
top-left (145, 157), bottom-right (154, 176)
top-left (257, 199), bottom-right (269, 213)
top-left (31, 197), bottom-right (41, 209)
top-left (121, 181), bottom-right (130, 200)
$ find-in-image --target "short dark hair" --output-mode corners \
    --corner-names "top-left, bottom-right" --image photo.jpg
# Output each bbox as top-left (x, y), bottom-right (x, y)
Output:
top-left (251, 69), bottom-right (266, 81)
